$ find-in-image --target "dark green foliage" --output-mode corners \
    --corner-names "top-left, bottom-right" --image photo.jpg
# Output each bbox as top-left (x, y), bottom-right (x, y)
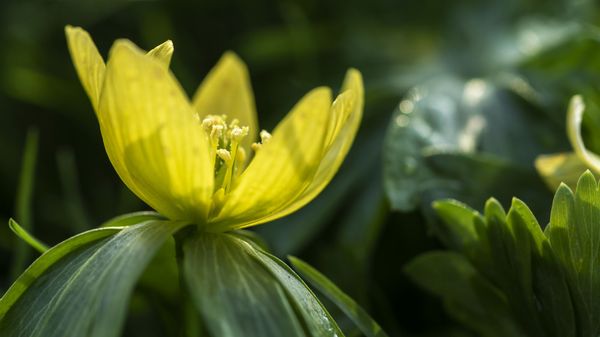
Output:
top-left (407, 172), bottom-right (600, 337)
top-left (0, 215), bottom-right (181, 337)
top-left (183, 232), bottom-right (332, 337)
top-left (290, 256), bottom-right (389, 337)
top-left (1, 216), bottom-right (388, 337)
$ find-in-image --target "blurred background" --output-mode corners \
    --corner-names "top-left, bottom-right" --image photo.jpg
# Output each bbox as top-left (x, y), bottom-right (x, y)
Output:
top-left (1, 0), bottom-right (600, 336)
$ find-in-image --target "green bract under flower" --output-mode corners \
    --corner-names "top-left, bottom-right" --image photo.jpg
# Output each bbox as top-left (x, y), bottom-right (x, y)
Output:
top-left (65, 26), bottom-right (364, 231)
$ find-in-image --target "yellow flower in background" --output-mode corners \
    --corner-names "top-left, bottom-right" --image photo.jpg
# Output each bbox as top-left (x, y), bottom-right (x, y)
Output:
top-left (65, 26), bottom-right (363, 231)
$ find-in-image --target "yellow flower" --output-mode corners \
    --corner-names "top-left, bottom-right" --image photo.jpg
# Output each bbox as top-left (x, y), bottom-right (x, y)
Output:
top-left (65, 26), bottom-right (363, 232)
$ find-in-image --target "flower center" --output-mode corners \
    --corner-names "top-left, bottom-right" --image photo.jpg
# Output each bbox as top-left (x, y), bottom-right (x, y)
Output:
top-left (201, 115), bottom-right (248, 193)
top-left (201, 115), bottom-right (272, 206)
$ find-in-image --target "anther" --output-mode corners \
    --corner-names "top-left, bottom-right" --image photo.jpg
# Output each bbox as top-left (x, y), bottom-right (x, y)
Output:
top-left (210, 124), bottom-right (224, 139)
top-left (230, 126), bottom-right (249, 141)
top-left (260, 130), bottom-right (272, 143)
top-left (216, 149), bottom-right (232, 164)
top-left (252, 129), bottom-right (272, 151)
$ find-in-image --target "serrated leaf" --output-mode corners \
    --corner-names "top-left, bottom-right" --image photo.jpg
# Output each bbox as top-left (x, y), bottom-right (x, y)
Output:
top-left (432, 199), bottom-right (481, 248)
top-left (529, 240), bottom-right (576, 337)
top-left (547, 171), bottom-right (600, 336)
top-left (289, 256), bottom-right (388, 337)
top-left (0, 218), bottom-right (185, 337)
top-left (431, 199), bottom-right (492, 268)
top-left (506, 199), bottom-right (547, 256)
top-left (510, 200), bottom-right (575, 337)
top-left (431, 198), bottom-right (499, 281)
top-left (428, 192), bottom-right (579, 337)
top-left (479, 199), bottom-right (547, 337)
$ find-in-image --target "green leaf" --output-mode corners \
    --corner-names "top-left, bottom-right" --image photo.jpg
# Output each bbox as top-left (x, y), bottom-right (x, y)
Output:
top-left (431, 199), bottom-right (482, 251)
top-left (0, 218), bottom-right (186, 337)
top-left (422, 192), bottom-right (579, 337)
top-left (289, 256), bottom-right (388, 337)
top-left (183, 231), bottom-right (345, 337)
top-left (431, 199), bottom-right (495, 278)
top-left (547, 171), bottom-right (600, 336)
top-left (383, 76), bottom-right (556, 214)
top-left (0, 227), bottom-right (121, 318)
top-left (182, 232), bottom-right (307, 337)
top-left (99, 211), bottom-right (164, 227)
top-left (508, 199), bottom-right (575, 337)
top-left (528, 241), bottom-right (576, 337)
top-left (249, 244), bottom-right (346, 337)
top-left (405, 251), bottom-right (525, 337)
top-left (481, 198), bottom-right (546, 337)
top-left (421, 181), bottom-right (581, 336)
top-left (8, 218), bottom-right (48, 253)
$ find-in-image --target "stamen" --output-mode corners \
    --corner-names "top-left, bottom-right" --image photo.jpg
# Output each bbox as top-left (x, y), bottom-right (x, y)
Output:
top-left (252, 129), bottom-right (272, 151)
top-left (216, 149), bottom-right (232, 163)
top-left (222, 138), bottom-right (241, 192)
top-left (200, 115), bottom-right (254, 194)
top-left (230, 126), bottom-right (249, 141)
top-left (260, 130), bottom-right (272, 143)
top-left (200, 115), bottom-right (271, 202)
top-left (235, 147), bottom-right (246, 169)
top-left (211, 187), bottom-right (226, 214)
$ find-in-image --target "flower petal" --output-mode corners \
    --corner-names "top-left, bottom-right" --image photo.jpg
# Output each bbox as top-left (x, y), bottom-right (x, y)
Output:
top-left (147, 40), bottom-right (174, 67)
top-left (99, 40), bottom-right (213, 221)
top-left (567, 95), bottom-right (600, 172)
top-left (66, 26), bottom-right (176, 108)
top-left (223, 69), bottom-right (364, 227)
top-left (65, 25), bottom-right (106, 110)
top-left (192, 52), bottom-right (258, 159)
top-left (210, 87), bottom-right (333, 229)
top-left (535, 152), bottom-right (587, 191)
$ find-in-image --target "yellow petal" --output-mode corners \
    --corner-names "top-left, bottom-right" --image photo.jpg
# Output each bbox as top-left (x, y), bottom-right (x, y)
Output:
top-left (210, 87), bottom-right (333, 229)
top-left (65, 25), bottom-right (106, 110)
top-left (535, 152), bottom-right (588, 191)
top-left (275, 69), bottom-right (364, 215)
top-left (567, 95), bottom-right (600, 173)
top-left (98, 40), bottom-right (213, 222)
top-left (192, 52), bottom-right (257, 160)
top-left (147, 40), bottom-right (174, 67)
top-left (226, 69), bottom-right (364, 227)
